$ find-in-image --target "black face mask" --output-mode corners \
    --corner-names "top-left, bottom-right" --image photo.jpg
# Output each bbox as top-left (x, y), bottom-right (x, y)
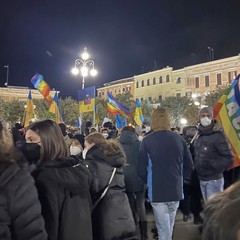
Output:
top-left (20, 143), bottom-right (41, 165)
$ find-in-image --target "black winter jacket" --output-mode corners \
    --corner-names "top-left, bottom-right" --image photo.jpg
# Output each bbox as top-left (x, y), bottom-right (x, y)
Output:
top-left (194, 120), bottom-right (233, 181)
top-left (85, 145), bottom-right (137, 240)
top-left (0, 160), bottom-right (47, 240)
top-left (118, 130), bottom-right (146, 192)
top-left (32, 157), bottom-right (93, 240)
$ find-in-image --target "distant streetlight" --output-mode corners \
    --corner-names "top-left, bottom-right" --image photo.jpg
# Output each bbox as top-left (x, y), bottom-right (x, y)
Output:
top-left (208, 47), bottom-right (214, 61)
top-left (3, 65), bottom-right (9, 87)
top-left (192, 93), bottom-right (201, 108)
top-left (180, 118), bottom-right (188, 125)
top-left (71, 47), bottom-right (97, 89)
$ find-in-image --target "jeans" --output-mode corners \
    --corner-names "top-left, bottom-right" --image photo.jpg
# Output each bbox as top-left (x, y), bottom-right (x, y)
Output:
top-left (127, 189), bottom-right (147, 222)
top-left (151, 201), bottom-right (179, 240)
top-left (200, 177), bottom-right (224, 202)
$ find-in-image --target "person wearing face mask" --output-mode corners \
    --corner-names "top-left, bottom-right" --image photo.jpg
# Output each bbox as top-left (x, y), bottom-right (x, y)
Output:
top-left (194, 107), bottom-right (233, 202)
top-left (70, 138), bottom-right (83, 159)
top-left (101, 128), bottom-right (109, 139)
top-left (0, 120), bottom-right (47, 240)
top-left (24, 119), bottom-right (93, 240)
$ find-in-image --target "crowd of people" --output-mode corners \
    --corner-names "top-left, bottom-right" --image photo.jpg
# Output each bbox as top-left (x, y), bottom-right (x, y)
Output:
top-left (0, 106), bottom-right (239, 240)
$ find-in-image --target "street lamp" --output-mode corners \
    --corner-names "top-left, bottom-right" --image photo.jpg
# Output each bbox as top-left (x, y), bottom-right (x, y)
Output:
top-left (207, 47), bottom-right (214, 61)
top-left (71, 47), bottom-right (97, 89)
top-left (192, 93), bottom-right (201, 108)
top-left (3, 65), bottom-right (9, 87)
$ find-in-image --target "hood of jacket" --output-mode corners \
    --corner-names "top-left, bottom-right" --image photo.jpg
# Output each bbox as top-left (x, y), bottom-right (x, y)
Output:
top-left (32, 156), bottom-right (92, 194)
top-left (118, 131), bottom-right (139, 145)
top-left (87, 145), bottom-right (125, 167)
top-left (0, 161), bottom-right (20, 188)
top-left (198, 119), bottom-right (222, 136)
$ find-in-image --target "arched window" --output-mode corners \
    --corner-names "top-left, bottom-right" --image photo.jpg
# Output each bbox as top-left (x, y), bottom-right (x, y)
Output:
top-left (147, 79), bottom-right (150, 86)
top-left (159, 76), bottom-right (163, 84)
top-left (166, 75), bottom-right (170, 82)
top-left (141, 80), bottom-right (144, 87)
top-left (153, 77), bottom-right (156, 85)
top-left (136, 82), bottom-right (139, 88)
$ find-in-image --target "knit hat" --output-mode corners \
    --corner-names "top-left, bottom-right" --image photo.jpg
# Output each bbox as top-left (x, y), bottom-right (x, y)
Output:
top-left (199, 107), bottom-right (213, 117)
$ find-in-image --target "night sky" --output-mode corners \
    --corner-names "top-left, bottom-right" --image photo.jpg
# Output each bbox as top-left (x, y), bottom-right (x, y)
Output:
top-left (0, 0), bottom-right (240, 99)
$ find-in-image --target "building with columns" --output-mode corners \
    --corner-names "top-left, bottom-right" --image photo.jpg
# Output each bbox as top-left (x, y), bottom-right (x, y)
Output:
top-left (97, 54), bottom-right (240, 104)
top-left (97, 77), bottom-right (134, 99)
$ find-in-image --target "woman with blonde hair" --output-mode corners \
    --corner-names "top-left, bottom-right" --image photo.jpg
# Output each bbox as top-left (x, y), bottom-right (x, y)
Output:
top-left (23, 119), bottom-right (93, 240)
top-left (0, 120), bottom-right (47, 240)
top-left (84, 132), bottom-right (137, 240)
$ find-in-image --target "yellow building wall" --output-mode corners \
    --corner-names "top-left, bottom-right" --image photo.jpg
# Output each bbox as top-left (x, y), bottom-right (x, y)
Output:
top-left (0, 87), bottom-right (57, 102)
top-left (97, 54), bottom-right (240, 104)
top-left (97, 78), bottom-right (134, 99)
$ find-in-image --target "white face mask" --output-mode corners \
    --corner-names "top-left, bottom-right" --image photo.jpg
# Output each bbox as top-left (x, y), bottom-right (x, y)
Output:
top-left (145, 126), bottom-right (150, 133)
top-left (102, 133), bottom-right (109, 139)
top-left (200, 117), bottom-right (212, 127)
top-left (82, 148), bottom-right (88, 159)
top-left (70, 146), bottom-right (82, 156)
top-left (138, 136), bottom-right (143, 141)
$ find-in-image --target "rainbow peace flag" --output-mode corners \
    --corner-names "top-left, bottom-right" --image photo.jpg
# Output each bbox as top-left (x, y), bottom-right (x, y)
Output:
top-left (49, 92), bottom-right (63, 124)
top-left (107, 92), bottom-right (130, 116)
top-left (31, 73), bottom-right (53, 104)
top-left (23, 89), bottom-right (35, 128)
top-left (213, 74), bottom-right (240, 168)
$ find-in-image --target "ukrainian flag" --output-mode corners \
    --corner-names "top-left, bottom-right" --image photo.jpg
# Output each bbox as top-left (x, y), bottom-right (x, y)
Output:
top-left (23, 89), bottom-right (35, 127)
top-left (134, 99), bottom-right (144, 125)
top-left (49, 92), bottom-right (63, 124)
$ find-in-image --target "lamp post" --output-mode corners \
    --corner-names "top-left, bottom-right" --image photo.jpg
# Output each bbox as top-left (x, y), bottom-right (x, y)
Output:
top-left (3, 65), bottom-right (9, 87)
top-left (207, 47), bottom-right (214, 61)
top-left (71, 47), bottom-right (97, 89)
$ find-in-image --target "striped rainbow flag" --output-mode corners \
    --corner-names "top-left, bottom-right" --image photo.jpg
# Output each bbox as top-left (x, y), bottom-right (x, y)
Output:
top-left (213, 74), bottom-right (240, 168)
top-left (107, 92), bottom-right (131, 116)
top-left (31, 73), bottom-right (53, 104)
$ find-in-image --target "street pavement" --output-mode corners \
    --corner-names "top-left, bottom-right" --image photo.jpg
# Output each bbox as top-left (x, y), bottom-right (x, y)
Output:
top-left (145, 208), bottom-right (202, 240)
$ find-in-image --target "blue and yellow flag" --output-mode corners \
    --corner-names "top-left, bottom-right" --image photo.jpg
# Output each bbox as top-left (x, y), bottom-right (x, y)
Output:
top-left (213, 74), bottom-right (240, 168)
top-left (134, 99), bottom-right (144, 125)
top-left (49, 92), bottom-right (63, 124)
top-left (78, 86), bottom-right (95, 113)
top-left (23, 89), bottom-right (35, 128)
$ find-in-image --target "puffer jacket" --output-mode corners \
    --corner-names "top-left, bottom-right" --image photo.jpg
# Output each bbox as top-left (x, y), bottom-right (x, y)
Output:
top-left (32, 157), bottom-right (93, 240)
top-left (118, 130), bottom-right (146, 192)
top-left (85, 145), bottom-right (137, 240)
top-left (194, 120), bottom-right (233, 181)
top-left (0, 159), bottom-right (47, 240)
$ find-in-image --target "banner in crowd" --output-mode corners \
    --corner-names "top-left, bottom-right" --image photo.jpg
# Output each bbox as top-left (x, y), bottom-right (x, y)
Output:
top-left (23, 89), bottom-right (35, 128)
top-left (31, 73), bottom-right (53, 104)
top-left (107, 92), bottom-right (130, 116)
top-left (134, 98), bottom-right (144, 125)
top-left (213, 74), bottom-right (240, 168)
top-left (49, 92), bottom-right (63, 124)
top-left (78, 86), bottom-right (95, 113)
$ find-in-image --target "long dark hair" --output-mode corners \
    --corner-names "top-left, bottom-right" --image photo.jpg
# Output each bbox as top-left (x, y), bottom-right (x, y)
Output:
top-left (27, 119), bottom-right (69, 165)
